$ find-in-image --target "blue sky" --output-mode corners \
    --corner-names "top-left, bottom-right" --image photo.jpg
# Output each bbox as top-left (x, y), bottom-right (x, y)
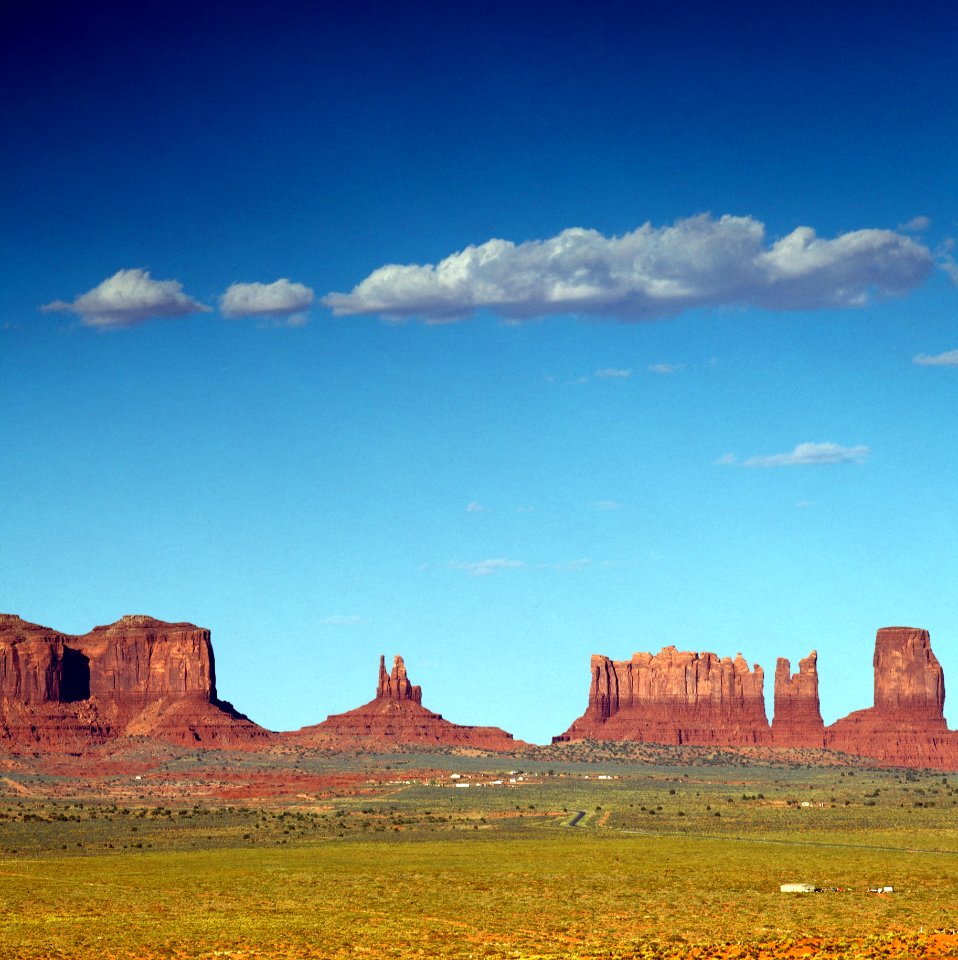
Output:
top-left (3, 1), bottom-right (957, 744)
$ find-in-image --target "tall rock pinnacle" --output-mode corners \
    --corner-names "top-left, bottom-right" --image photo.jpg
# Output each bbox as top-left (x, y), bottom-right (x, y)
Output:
top-left (291, 653), bottom-right (519, 750)
top-left (772, 651), bottom-right (825, 747)
top-left (827, 626), bottom-right (956, 768)
top-left (376, 654), bottom-right (422, 704)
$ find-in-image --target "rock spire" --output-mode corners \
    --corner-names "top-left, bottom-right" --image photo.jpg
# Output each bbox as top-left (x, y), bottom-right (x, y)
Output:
top-left (772, 651), bottom-right (825, 748)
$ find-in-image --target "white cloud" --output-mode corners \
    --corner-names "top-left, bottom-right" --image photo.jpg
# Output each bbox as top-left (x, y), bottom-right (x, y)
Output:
top-left (596, 368), bottom-right (632, 378)
top-left (219, 279), bottom-right (315, 323)
top-left (899, 215), bottom-right (931, 233)
top-left (451, 558), bottom-right (524, 577)
top-left (648, 362), bottom-right (685, 374)
top-left (937, 239), bottom-right (958, 284)
top-left (743, 442), bottom-right (869, 468)
top-left (320, 614), bottom-right (364, 625)
top-left (322, 214), bottom-right (933, 322)
top-left (465, 501), bottom-right (485, 513)
top-left (42, 268), bottom-right (209, 328)
top-left (591, 500), bottom-right (621, 511)
top-left (913, 349), bottom-right (958, 366)
top-left (537, 558), bottom-right (593, 571)
top-left (714, 453), bottom-right (737, 466)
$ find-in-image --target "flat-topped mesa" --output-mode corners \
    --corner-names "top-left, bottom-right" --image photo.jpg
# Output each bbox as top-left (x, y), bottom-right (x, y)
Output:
top-left (827, 626), bottom-right (957, 769)
top-left (772, 651), bottom-right (825, 748)
top-left (556, 646), bottom-right (771, 746)
top-left (0, 614), bottom-right (216, 706)
top-left (376, 655), bottom-right (422, 705)
top-left (0, 614), bottom-right (268, 749)
top-left (81, 615), bottom-right (217, 703)
top-left (289, 653), bottom-right (521, 751)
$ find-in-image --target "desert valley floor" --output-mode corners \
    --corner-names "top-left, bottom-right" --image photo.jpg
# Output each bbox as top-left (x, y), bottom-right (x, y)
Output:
top-left (2, 740), bottom-right (958, 960)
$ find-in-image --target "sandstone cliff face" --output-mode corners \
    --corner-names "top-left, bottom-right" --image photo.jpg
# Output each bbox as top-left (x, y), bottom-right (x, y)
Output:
top-left (556, 646), bottom-right (770, 746)
top-left (290, 654), bottom-right (520, 751)
top-left (827, 627), bottom-right (957, 768)
top-left (772, 651), bottom-right (825, 748)
top-left (80, 615), bottom-right (216, 702)
top-left (0, 616), bottom-right (67, 704)
top-left (872, 627), bottom-right (945, 718)
top-left (0, 614), bottom-right (268, 749)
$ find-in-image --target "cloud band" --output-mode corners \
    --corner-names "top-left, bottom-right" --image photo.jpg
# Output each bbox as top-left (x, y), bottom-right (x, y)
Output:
top-left (323, 214), bottom-right (933, 323)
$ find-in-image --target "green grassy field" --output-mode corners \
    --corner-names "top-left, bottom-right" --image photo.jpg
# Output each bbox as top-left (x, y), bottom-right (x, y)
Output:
top-left (1, 754), bottom-right (957, 959)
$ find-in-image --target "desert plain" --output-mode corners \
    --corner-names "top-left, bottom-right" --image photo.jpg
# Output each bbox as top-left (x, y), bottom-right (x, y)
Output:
top-left (2, 740), bottom-right (958, 960)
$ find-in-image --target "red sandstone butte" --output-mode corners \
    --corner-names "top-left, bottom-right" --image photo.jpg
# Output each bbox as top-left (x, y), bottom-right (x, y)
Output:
top-left (772, 651), bottom-right (825, 748)
top-left (555, 646), bottom-right (771, 746)
top-left (826, 626), bottom-right (958, 769)
top-left (289, 654), bottom-right (521, 750)
top-left (0, 614), bottom-right (269, 749)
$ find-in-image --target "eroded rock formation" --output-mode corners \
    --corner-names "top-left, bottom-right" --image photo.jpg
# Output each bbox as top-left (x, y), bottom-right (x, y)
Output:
top-left (555, 646), bottom-right (771, 746)
top-left (0, 614), bottom-right (269, 749)
top-left (827, 627), bottom-right (958, 768)
top-left (377, 655), bottom-right (422, 704)
top-left (772, 651), bottom-right (825, 748)
top-left (290, 654), bottom-right (520, 750)
top-left (5, 611), bottom-right (958, 770)
top-left (872, 627), bottom-right (945, 717)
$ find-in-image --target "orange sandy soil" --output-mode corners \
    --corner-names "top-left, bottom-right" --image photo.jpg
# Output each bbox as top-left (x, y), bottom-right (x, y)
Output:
top-left (0, 744), bottom-right (452, 802)
top-left (15, 933), bottom-right (958, 960)
top-left (682, 932), bottom-right (958, 959)
top-left (11, 768), bottom-right (446, 802)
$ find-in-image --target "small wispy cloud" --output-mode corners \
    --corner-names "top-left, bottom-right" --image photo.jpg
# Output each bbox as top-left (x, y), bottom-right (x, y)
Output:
top-left (591, 500), bottom-right (621, 511)
top-left (219, 278), bottom-right (315, 325)
top-left (595, 367), bottom-right (632, 379)
top-left (714, 453), bottom-right (737, 466)
top-left (743, 442), bottom-right (869, 468)
top-left (42, 268), bottom-right (209, 329)
top-left (898, 215), bottom-right (931, 233)
top-left (648, 362), bottom-right (685, 375)
top-left (536, 558), bottom-right (593, 571)
top-left (465, 501), bottom-right (486, 513)
top-left (938, 238), bottom-right (958, 284)
top-left (320, 614), bottom-right (364, 625)
top-left (914, 349), bottom-right (958, 366)
top-left (451, 558), bottom-right (524, 577)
